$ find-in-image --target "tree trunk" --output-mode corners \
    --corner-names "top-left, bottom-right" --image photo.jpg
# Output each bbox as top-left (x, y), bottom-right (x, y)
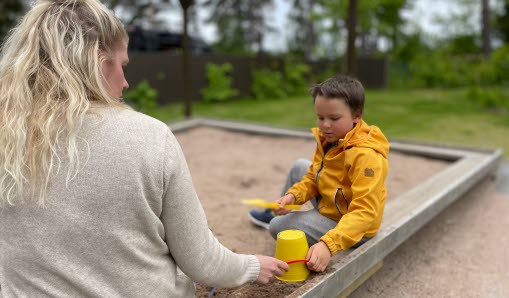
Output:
top-left (346, 0), bottom-right (358, 76)
top-left (304, 0), bottom-right (317, 61)
top-left (481, 0), bottom-right (492, 57)
top-left (180, 0), bottom-right (193, 118)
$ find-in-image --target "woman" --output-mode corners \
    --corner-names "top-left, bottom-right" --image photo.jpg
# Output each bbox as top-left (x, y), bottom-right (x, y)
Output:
top-left (0, 1), bottom-right (288, 296)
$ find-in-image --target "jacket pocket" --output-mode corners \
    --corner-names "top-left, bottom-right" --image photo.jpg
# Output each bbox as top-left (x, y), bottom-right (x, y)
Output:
top-left (334, 188), bottom-right (349, 216)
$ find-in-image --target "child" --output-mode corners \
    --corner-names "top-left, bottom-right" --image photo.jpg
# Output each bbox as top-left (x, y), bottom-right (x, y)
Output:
top-left (249, 75), bottom-right (389, 273)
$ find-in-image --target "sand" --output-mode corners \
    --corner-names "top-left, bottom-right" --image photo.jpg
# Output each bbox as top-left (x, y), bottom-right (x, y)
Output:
top-left (173, 127), bottom-right (509, 297)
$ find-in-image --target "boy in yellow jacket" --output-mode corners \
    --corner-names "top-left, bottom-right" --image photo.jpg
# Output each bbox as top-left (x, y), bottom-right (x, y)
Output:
top-left (249, 75), bottom-right (389, 272)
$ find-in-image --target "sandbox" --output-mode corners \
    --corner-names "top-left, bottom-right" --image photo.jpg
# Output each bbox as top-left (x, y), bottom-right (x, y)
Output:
top-left (170, 119), bottom-right (502, 298)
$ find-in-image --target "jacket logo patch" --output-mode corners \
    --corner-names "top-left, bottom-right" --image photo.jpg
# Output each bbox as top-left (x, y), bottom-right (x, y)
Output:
top-left (364, 168), bottom-right (375, 177)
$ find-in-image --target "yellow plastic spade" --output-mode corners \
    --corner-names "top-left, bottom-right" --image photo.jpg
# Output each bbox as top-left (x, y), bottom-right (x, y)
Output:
top-left (241, 198), bottom-right (301, 210)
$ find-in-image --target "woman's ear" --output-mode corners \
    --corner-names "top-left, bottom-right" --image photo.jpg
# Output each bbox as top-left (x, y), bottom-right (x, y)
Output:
top-left (98, 48), bottom-right (109, 62)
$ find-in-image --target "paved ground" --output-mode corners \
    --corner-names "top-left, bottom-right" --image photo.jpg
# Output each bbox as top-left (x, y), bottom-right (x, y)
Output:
top-left (349, 160), bottom-right (509, 298)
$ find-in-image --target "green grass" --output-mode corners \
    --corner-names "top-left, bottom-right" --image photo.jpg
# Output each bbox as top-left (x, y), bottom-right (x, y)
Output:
top-left (146, 88), bottom-right (509, 158)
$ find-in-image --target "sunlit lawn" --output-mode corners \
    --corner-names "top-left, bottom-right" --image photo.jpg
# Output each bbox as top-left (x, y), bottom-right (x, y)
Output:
top-left (146, 88), bottom-right (509, 158)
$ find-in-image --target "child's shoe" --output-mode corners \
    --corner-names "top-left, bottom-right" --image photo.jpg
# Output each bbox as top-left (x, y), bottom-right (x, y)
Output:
top-left (248, 208), bottom-right (274, 229)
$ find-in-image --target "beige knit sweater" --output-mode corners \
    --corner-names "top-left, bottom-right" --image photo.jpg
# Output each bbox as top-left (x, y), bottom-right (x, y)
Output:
top-left (0, 107), bottom-right (259, 297)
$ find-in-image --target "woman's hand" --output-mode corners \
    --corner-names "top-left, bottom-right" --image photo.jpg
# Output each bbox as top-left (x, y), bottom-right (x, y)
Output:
top-left (274, 194), bottom-right (296, 216)
top-left (255, 255), bottom-right (289, 284)
top-left (305, 241), bottom-right (331, 272)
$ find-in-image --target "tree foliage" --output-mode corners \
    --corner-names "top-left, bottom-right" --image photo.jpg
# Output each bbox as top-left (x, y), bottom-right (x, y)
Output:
top-left (372, 0), bottom-right (409, 51)
top-left (496, 0), bottom-right (509, 43)
top-left (312, 0), bottom-right (409, 58)
top-left (103, 0), bottom-right (175, 27)
top-left (287, 0), bottom-right (319, 61)
top-left (0, 0), bottom-right (23, 44)
top-left (203, 0), bottom-right (275, 55)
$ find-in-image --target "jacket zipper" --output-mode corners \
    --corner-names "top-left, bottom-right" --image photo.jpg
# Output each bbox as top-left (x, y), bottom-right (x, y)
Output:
top-left (315, 142), bottom-right (337, 183)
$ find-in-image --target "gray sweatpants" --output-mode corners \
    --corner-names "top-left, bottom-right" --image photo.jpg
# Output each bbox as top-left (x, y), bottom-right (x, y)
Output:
top-left (269, 159), bottom-right (337, 246)
top-left (269, 159), bottom-right (368, 248)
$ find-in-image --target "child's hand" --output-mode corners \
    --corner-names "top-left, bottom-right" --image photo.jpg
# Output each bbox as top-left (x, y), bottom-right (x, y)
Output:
top-left (274, 194), bottom-right (296, 215)
top-left (305, 241), bottom-right (331, 272)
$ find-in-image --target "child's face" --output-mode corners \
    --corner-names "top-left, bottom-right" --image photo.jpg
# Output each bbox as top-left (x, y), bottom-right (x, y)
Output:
top-left (314, 95), bottom-right (361, 143)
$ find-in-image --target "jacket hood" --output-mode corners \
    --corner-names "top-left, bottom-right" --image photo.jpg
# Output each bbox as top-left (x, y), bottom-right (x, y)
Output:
top-left (312, 119), bottom-right (389, 158)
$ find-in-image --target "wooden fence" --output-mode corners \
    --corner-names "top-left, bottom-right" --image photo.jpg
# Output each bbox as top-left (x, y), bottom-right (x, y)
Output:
top-left (125, 52), bottom-right (388, 104)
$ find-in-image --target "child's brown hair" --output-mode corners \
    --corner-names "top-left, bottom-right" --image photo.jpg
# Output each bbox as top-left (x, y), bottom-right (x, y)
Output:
top-left (310, 75), bottom-right (365, 117)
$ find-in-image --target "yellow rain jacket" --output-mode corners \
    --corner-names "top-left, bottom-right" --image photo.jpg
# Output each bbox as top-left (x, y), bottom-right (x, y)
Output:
top-left (286, 120), bottom-right (389, 255)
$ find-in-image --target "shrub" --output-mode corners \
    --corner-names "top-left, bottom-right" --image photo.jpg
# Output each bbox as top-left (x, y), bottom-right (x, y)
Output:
top-left (467, 86), bottom-right (507, 110)
top-left (124, 80), bottom-right (158, 112)
top-left (285, 62), bottom-right (311, 96)
top-left (201, 63), bottom-right (238, 102)
top-left (312, 65), bottom-right (339, 86)
top-left (390, 45), bottom-right (509, 88)
top-left (489, 45), bottom-right (509, 84)
top-left (251, 68), bottom-right (286, 100)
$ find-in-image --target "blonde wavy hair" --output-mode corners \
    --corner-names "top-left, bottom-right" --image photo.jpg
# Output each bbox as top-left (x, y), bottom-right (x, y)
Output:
top-left (0, 0), bottom-right (128, 206)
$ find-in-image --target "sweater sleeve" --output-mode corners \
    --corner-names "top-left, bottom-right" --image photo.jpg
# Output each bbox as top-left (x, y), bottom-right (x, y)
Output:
top-left (159, 131), bottom-right (260, 287)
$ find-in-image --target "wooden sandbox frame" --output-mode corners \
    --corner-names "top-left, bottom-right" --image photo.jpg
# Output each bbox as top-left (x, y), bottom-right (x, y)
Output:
top-left (169, 118), bottom-right (503, 298)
